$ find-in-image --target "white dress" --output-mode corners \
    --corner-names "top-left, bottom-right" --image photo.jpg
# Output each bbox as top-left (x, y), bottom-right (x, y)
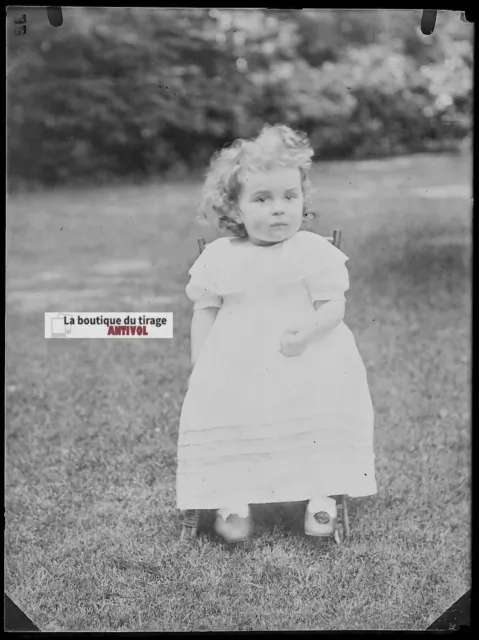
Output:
top-left (176, 230), bottom-right (377, 510)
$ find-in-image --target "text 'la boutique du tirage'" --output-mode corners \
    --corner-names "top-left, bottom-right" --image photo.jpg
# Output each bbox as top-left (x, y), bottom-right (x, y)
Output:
top-left (68, 315), bottom-right (168, 327)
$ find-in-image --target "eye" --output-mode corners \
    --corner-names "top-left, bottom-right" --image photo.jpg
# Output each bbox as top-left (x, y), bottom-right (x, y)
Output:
top-left (255, 196), bottom-right (267, 203)
top-left (285, 194), bottom-right (297, 200)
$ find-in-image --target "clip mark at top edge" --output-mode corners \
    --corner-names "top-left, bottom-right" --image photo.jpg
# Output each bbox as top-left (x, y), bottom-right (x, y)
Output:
top-left (46, 7), bottom-right (63, 28)
top-left (420, 9), bottom-right (438, 35)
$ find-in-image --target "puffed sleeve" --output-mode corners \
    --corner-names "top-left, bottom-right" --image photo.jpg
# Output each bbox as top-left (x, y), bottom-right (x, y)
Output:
top-left (185, 243), bottom-right (223, 310)
top-left (304, 241), bottom-right (350, 303)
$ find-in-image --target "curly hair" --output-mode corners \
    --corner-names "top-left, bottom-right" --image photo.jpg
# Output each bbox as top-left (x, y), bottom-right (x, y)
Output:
top-left (198, 124), bottom-right (316, 238)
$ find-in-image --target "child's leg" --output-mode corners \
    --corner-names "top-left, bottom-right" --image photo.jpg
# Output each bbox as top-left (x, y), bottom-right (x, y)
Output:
top-left (217, 504), bottom-right (250, 520)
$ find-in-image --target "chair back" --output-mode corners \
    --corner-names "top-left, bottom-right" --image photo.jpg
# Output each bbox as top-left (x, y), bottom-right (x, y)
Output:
top-left (197, 230), bottom-right (341, 255)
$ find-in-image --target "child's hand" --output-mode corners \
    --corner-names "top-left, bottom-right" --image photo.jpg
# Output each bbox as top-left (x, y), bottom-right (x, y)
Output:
top-left (279, 325), bottom-right (312, 357)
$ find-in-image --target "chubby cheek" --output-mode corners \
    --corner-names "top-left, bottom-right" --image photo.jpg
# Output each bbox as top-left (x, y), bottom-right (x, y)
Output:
top-left (291, 202), bottom-right (305, 225)
top-left (240, 207), bottom-right (263, 229)
top-left (245, 218), bottom-right (264, 236)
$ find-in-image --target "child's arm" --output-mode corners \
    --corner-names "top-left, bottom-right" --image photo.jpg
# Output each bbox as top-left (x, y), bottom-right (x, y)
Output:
top-left (308, 299), bottom-right (345, 344)
top-left (190, 306), bottom-right (219, 368)
top-left (281, 239), bottom-right (349, 357)
top-left (280, 299), bottom-right (345, 357)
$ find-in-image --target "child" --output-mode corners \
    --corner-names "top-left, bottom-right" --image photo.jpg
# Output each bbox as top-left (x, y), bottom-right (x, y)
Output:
top-left (176, 124), bottom-right (377, 543)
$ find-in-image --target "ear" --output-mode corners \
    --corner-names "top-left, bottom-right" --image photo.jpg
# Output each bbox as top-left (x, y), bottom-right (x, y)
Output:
top-left (304, 208), bottom-right (318, 220)
top-left (301, 210), bottom-right (318, 231)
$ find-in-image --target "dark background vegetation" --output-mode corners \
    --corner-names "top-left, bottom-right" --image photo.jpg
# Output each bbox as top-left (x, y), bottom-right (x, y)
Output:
top-left (7, 8), bottom-right (472, 188)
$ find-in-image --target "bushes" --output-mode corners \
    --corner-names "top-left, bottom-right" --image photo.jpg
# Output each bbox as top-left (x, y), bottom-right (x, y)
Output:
top-left (250, 40), bottom-right (471, 160)
top-left (7, 8), bottom-right (472, 188)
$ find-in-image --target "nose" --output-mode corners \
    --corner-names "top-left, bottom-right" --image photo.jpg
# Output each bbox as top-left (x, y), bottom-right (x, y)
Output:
top-left (272, 206), bottom-right (284, 216)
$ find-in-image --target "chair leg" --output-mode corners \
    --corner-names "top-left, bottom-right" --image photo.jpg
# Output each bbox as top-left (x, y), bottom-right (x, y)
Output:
top-left (342, 495), bottom-right (350, 539)
top-left (333, 495), bottom-right (349, 544)
top-left (180, 509), bottom-right (199, 539)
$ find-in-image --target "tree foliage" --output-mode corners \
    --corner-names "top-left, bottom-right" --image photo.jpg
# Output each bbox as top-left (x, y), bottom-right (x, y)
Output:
top-left (7, 8), bottom-right (472, 187)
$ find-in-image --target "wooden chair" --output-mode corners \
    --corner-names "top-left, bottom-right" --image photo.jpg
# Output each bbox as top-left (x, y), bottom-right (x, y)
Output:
top-left (181, 229), bottom-right (350, 544)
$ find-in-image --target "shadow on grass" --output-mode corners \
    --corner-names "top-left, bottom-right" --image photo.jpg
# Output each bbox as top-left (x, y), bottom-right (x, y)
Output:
top-left (196, 500), bottom-right (362, 541)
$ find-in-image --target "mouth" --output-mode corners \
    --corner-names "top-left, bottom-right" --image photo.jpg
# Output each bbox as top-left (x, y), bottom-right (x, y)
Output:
top-left (271, 222), bottom-right (288, 228)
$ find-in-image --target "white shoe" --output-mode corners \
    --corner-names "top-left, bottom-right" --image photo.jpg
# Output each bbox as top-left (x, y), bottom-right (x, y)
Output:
top-left (304, 497), bottom-right (337, 537)
top-left (214, 505), bottom-right (252, 543)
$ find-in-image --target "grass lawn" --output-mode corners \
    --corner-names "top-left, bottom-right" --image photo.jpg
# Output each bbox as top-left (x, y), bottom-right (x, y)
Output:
top-left (5, 152), bottom-right (471, 631)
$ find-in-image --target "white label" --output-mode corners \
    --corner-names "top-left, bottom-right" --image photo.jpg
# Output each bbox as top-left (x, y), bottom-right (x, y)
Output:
top-left (45, 312), bottom-right (173, 339)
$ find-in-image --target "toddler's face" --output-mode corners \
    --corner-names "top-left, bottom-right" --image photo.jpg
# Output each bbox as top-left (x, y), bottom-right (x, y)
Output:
top-left (236, 167), bottom-right (304, 245)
